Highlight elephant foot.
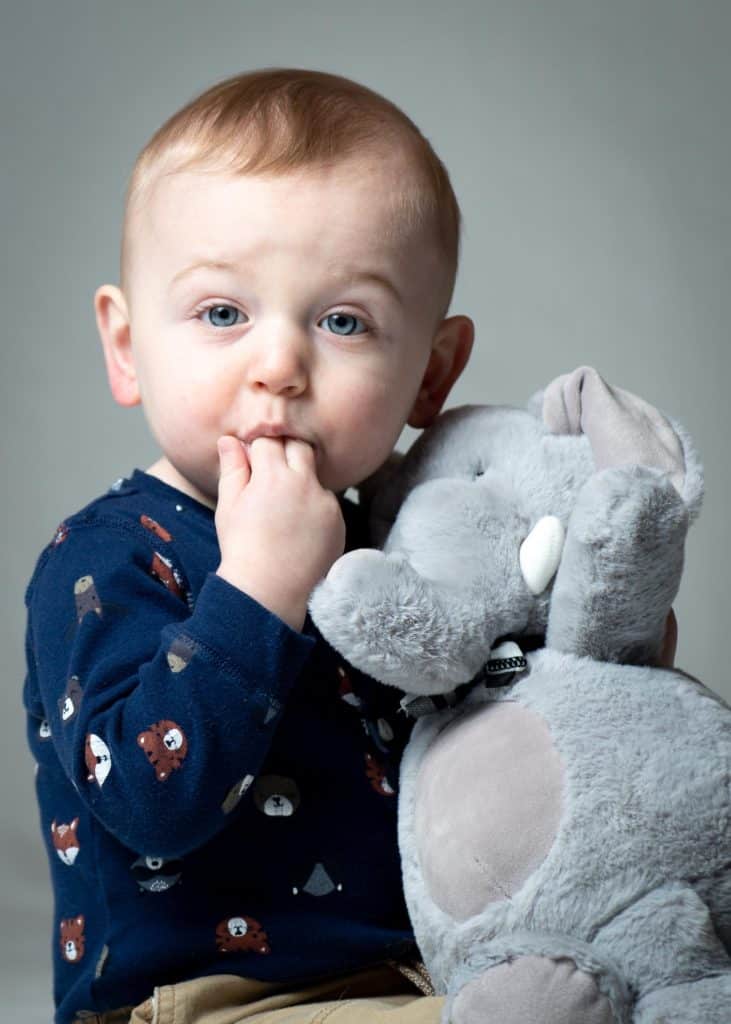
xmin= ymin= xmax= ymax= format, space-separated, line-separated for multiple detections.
xmin=633 ymin=974 xmax=731 ymax=1023
xmin=446 ymin=956 xmax=618 ymax=1024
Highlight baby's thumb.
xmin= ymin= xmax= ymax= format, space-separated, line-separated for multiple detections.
xmin=216 ymin=436 xmax=250 ymax=504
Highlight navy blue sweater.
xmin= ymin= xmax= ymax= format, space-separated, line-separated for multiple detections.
xmin=23 ymin=469 xmax=415 ymax=1024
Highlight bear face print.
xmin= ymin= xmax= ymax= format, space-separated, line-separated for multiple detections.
xmin=215 ymin=916 xmax=270 ymax=954
xmin=58 ymin=676 xmax=83 ymax=723
xmin=59 ymin=915 xmax=85 ymax=963
xmin=253 ymin=775 xmax=301 ymax=817
xmin=137 ymin=720 xmax=188 ymax=781
xmin=85 ymin=734 xmax=112 ymax=787
xmin=51 ymin=818 xmax=80 ymax=866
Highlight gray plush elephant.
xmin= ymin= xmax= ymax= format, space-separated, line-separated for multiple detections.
xmin=308 ymin=367 xmax=731 ymax=1023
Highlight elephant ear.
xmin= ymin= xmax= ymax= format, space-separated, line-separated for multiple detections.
xmin=542 ymin=365 xmax=703 ymax=520
xmin=525 ymin=387 xmax=546 ymax=421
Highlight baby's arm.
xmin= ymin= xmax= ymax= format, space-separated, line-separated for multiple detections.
xmin=27 ymin=439 xmax=346 ymax=859
xmin=26 ymin=516 xmax=316 ymax=859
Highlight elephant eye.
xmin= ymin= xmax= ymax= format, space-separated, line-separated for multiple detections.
xmin=473 ymin=463 xmax=485 ymax=479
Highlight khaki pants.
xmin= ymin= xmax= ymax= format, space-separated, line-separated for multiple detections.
xmin=74 ymin=962 xmax=445 ymax=1024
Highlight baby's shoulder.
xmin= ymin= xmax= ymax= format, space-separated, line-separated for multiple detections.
xmin=26 ymin=473 xmax=195 ymax=604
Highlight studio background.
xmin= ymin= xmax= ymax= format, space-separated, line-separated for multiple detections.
xmin=2 ymin=1 xmax=729 ymax=1019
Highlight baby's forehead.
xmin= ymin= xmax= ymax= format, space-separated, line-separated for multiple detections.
xmin=138 ymin=156 xmax=437 ymax=275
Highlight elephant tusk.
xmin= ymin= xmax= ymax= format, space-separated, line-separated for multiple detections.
xmin=519 ymin=515 xmax=565 ymax=595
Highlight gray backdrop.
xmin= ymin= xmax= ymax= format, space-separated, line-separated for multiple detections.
xmin=2 ymin=1 xmax=729 ymax=1018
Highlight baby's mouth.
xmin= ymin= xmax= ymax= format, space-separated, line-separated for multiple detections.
xmin=243 ymin=436 xmax=315 ymax=453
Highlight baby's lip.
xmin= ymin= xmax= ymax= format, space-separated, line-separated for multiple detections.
xmin=241 ymin=426 xmax=315 ymax=450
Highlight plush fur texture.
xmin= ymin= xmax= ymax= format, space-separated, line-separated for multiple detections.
xmin=309 ymin=371 xmax=731 ymax=1023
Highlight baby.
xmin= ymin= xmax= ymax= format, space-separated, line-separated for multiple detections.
xmin=23 ymin=68 xmax=474 ymax=1024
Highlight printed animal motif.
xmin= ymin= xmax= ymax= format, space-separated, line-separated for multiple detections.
xmin=215 ymin=916 xmax=270 ymax=954
xmin=364 ymin=752 xmax=396 ymax=796
xmin=253 ymin=775 xmax=301 ymax=817
xmin=337 ymin=664 xmax=363 ymax=709
xmin=292 ymin=861 xmax=344 ymax=896
xmin=39 ymin=718 xmax=52 ymax=740
xmin=59 ymin=915 xmax=85 ymax=963
xmin=58 ymin=676 xmax=83 ymax=723
xmin=363 ymin=716 xmax=395 ymax=754
xmin=165 ymin=634 xmax=197 ymax=673
xmin=149 ymin=552 xmax=186 ymax=602
xmin=137 ymin=720 xmax=188 ymax=781
xmin=52 ymin=522 xmax=68 ymax=546
xmin=51 ymin=818 xmax=80 ymax=865
xmin=94 ymin=945 xmax=109 ymax=979
xmin=221 ymin=774 xmax=255 ymax=815
xmin=131 ymin=855 xmax=183 ymax=892
xmin=85 ymin=734 xmax=112 ymax=787
xmin=74 ymin=576 xmax=102 ymax=622
xmin=263 ymin=698 xmax=281 ymax=725
xmin=140 ymin=514 xmax=173 ymax=542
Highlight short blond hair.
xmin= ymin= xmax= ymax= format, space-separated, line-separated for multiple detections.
xmin=121 ymin=68 xmax=462 ymax=320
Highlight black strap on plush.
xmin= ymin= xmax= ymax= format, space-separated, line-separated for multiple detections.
xmin=399 ymin=635 xmax=544 ymax=718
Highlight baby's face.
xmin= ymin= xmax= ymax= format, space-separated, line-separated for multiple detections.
xmin=119 ymin=156 xmax=452 ymax=504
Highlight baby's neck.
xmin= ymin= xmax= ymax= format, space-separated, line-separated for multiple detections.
xmin=145 ymin=457 xmax=216 ymax=510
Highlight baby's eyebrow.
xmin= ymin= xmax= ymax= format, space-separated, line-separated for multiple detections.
xmin=169 ymin=259 xmax=239 ymax=291
xmin=169 ymin=259 xmax=403 ymax=305
xmin=331 ymin=267 xmax=403 ymax=306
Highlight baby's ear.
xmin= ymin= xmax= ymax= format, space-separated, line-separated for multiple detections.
xmin=95 ymin=284 xmax=140 ymax=407
xmin=542 ymin=366 xmax=703 ymax=519
xmin=407 ymin=315 xmax=475 ymax=429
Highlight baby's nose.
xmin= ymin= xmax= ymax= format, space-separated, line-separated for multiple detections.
xmin=246 ymin=328 xmax=309 ymax=396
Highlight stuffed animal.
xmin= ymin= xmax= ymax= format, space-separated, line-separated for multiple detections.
xmin=309 ymin=367 xmax=731 ymax=1023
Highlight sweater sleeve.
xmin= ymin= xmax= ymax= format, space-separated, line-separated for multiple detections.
xmin=24 ymin=515 xmax=316 ymax=858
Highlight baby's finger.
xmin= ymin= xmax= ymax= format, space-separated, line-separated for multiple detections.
xmin=216 ymin=436 xmax=250 ymax=505
xmin=284 ymin=438 xmax=317 ymax=475
xmin=244 ymin=435 xmax=287 ymax=467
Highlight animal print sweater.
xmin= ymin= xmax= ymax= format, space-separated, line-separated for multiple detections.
xmin=23 ymin=469 xmax=415 ymax=1024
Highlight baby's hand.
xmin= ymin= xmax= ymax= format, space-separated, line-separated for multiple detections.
xmin=214 ymin=435 xmax=345 ymax=632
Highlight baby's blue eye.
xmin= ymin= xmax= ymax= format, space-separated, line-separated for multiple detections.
xmin=320 ymin=312 xmax=367 ymax=336
xmin=203 ymin=305 xmax=245 ymax=328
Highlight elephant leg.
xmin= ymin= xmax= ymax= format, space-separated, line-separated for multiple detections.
xmin=547 ymin=465 xmax=688 ymax=664
xmin=446 ymin=955 xmax=619 ymax=1024
xmin=633 ymin=975 xmax=731 ymax=1023
xmin=592 ymin=882 xmax=731 ymax=1022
